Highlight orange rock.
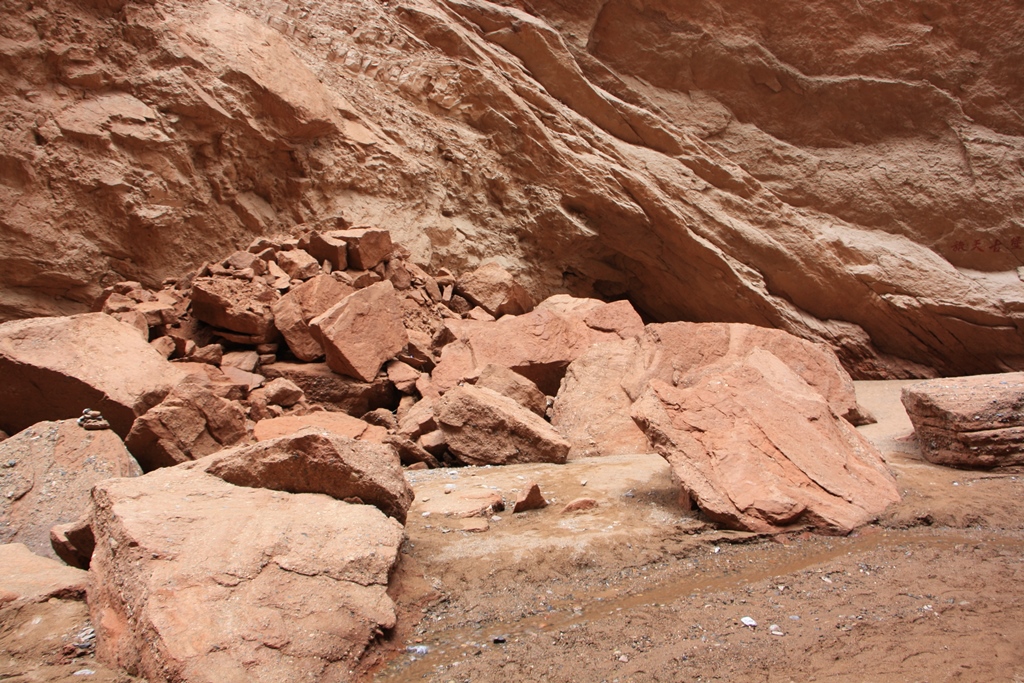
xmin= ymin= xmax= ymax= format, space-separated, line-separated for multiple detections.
xmin=561 ymin=498 xmax=599 ymax=513
xmin=513 ymin=482 xmax=548 ymax=513
xmin=190 ymin=277 xmax=279 ymax=344
xmin=253 ymin=412 xmax=386 ymax=442
xmin=456 ymin=262 xmax=534 ymax=317
xmin=330 ymin=228 xmax=393 ymax=270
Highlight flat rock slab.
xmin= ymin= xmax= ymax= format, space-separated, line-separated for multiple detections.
xmin=0 ymin=543 xmax=88 ymax=605
xmin=0 ymin=313 xmax=185 ymax=437
xmin=631 ymin=350 xmax=900 ymax=534
xmin=901 ymin=372 xmax=1024 ymax=468
xmin=0 ymin=420 xmax=141 ymax=559
xmin=90 ymin=467 xmax=404 ymax=683
xmin=253 ymin=412 xmax=386 ymax=442
xmin=261 ymin=362 xmax=397 ymax=416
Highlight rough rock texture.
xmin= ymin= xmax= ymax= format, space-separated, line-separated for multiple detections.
xmin=631 ymin=350 xmax=900 ymax=534
xmin=0 ymin=420 xmax=140 ymax=560
xmin=456 ymin=262 xmax=534 ymax=318
xmin=89 ymin=467 xmax=404 ymax=683
xmin=253 ymin=412 xmax=386 ymax=443
xmin=190 ymin=277 xmax=279 ymax=344
xmin=0 ymin=543 xmax=88 ymax=605
xmin=271 ymin=275 xmax=354 ymax=361
xmin=435 ymin=385 xmax=569 ymax=465
xmin=262 ymin=362 xmax=397 ymax=416
xmin=124 ymin=378 xmax=247 ymax=472
xmin=310 ymin=281 xmax=408 ymax=382
xmin=0 ymin=313 xmax=184 ymax=437
xmin=187 ymin=430 xmax=413 ymax=523
xmin=331 ymin=228 xmax=393 ymax=271
xmin=512 ymin=482 xmax=548 ymax=513
xmin=475 ymin=363 xmax=548 ymax=416
xmin=5 ymin=0 xmax=1023 ymax=377
xmin=901 ymin=373 xmax=1024 ymax=468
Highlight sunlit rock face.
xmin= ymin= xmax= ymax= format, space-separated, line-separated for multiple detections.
xmin=2 ymin=0 xmax=1022 ymax=377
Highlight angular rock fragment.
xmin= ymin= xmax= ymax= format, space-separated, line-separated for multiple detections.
xmin=262 ymin=377 xmax=304 ymax=407
xmin=630 ymin=350 xmax=899 ymax=534
xmin=330 ymin=228 xmax=392 ymax=270
xmin=475 ymin=363 xmax=548 ymax=416
xmin=513 ymin=482 xmax=548 ymax=513
xmin=275 ymin=248 xmax=321 ymax=281
xmin=50 ymin=513 xmax=95 ymax=569
xmin=253 ymin=412 xmax=386 ymax=442
xmin=271 ymin=274 xmax=354 ymax=361
xmin=89 ymin=467 xmax=404 ymax=683
xmin=306 ymin=231 xmax=349 ymax=271
xmin=0 ymin=543 xmax=89 ymax=604
xmin=187 ymin=430 xmax=413 ymax=523
xmin=901 ymin=372 xmax=1024 ymax=468
xmin=262 ymin=362 xmax=397 ymax=415
xmin=190 ymin=276 xmax=279 ymax=343
xmin=435 ymin=385 xmax=569 ymax=465
xmin=124 ymin=378 xmax=247 ymax=471
xmin=456 ymin=262 xmax=534 ymax=317
xmin=0 ymin=420 xmax=141 ymax=560
xmin=310 ymin=281 xmax=408 ymax=382
xmin=0 ymin=313 xmax=185 ymax=437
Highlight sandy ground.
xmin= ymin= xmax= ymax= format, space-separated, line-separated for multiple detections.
xmin=3 ymin=380 xmax=1023 ymax=682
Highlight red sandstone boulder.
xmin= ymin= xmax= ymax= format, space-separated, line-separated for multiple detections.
xmin=513 ymin=482 xmax=548 ymax=513
xmin=0 ymin=420 xmax=141 ymax=560
xmin=0 ymin=313 xmax=185 ymax=438
xmin=89 ymin=467 xmax=404 ymax=683
xmin=0 ymin=543 xmax=89 ymax=605
xmin=190 ymin=276 xmax=279 ymax=343
xmin=186 ymin=430 xmax=413 ymax=523
xmin=272 ymin=275 xmax=355 ymax=361
xmin=630 ymin=350 xmax=899 ymax=534
xmin=456 ymin=262 xmax=534 ymax=317
xmin=330 ymin=228 xmax=393 ymax=270
xmin=306 ymin=231 xmax=349 ymax=271
xmin=275 ymin=248 xmax=321 ymax=281
xmin=124 ymin=378 xmax=248 ymax=472
xmin=310 ymin=281 xmax=409 ymax=382
xmin=474 ymin=363 xmax=547 ymax=416
xmin=253 ymin=412 xmax=386 ymax=442
xmin=434 ymin=385 xmax=569 ymax=465
xmin=901 ymin=373 xmax=1024 ymax=468
xmin=262 ymin=362 xmax=397 ymax=416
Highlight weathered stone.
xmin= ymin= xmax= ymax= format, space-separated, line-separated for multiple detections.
xmin=221 ymin=350 xmax=259 ymax=372
xmin=418 ymin=489 xmax=505 ymax=518
xmin=307 ymin=231 xmax=349 ymax=271
xmin=263 ymin=377 xmax=304 ymax=407
xmin=386 ymin=359 xmax=420 ymax=394
xmin=190 ymin=277 xmax=279 ymax=343
xmin=360 ymin=408 xmax=399 ymax=431
xmin=187 ymin=430 xmax=413 ymax=523
xmin=50 ymin=514 xmax=95 ymax=570
xmin=397 ymin=398 xmax=437 ymax=441
xmin=262 ymin=362 xmax=398 ymax=416
xmin=630 ymin=350 xmax=900 ymax=534
xmin=552 ymin=339 xmax=651 ymax=459
xmin=381 ymin=433 xmax=440 ymax=469
xmin=901 ymin=372 xmax=1024 ymax=468
xmin=310 ymin=281 xmax=409 ymax=382
xmin=0 ymin=420 xmax=140 ymax=560
xmin=253 ymin=412 xmax=386 ymax=443
xmin=331 ymin=228 xmax=393 ymax=270
xmin=89 ymin=467 xmax=403 ymax=683
xmin=0 ymin=313 xmax=185 ymax=438
xmin=0 ymin=543 xmax=89 ymax=605
xmin=124 ymin=378 xmax=248 ymax=471
xmin=513 ymin=482 xmax=548 ymax=513
xmin=561 ymin=498 xmax=599 ymax=513
xmin=435 ymin=385 xmax=569 ymax=465
xmin=272 ymin=275 xmax=355 ymax=361
xmin=474 ymin=363 xmax=548 ymax=416
xmin=275 ymin=248 xmax=321 ymax=281
xmin=456 ymin=262 xmax=534 ymax=317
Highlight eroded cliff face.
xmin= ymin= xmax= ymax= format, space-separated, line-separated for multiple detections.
xmin=2 ymin=0 xmax=1022 ymax=377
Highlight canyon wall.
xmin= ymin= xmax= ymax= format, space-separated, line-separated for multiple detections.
xmin=1 ymin=0 xmax=1022 ymax=377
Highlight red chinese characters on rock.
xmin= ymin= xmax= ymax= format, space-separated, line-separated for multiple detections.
xmin=950 ymin=236 xmax=1022 ymax=253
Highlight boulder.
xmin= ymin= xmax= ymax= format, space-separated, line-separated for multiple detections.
xmin=630 ymin=350 xmax=900 ymax=534
xmin=0 ymin=543 xmax=89 ymax=605
xmin=306 ymin=231 xmax=349 ymax=271
xmin=262 ymin=362 xmax=398 ymax=416
xmin=0 ymin=420 xmax=141 ymax=560
xmin=431 ymin=295 xmax=644 ymax=395
xmin=186 ymin=430 xmax=413 ymax=523
xmin=89 ymin=467 xmax=404 ymax=682
xmin=253 ymin=412 xmax=386 ymax=442
xmin=474 ymin=364 xmax=547 ymax=416
xmin=275 ymin=248 xmax=321 ymax=281
xmin=0 ymin=313 xmax=185 ymax=438
xmin=330 ymin=228 xmax=392 ymax=270
xmin=386 ymin=360 xmax=420 ymax=394
xmin=271 ymin=275 xmax=355 ymax=361
xmin=190 ymin=277 xmax=279 ymax=343
xmin=434 ymin=385 xmax=569 ymax=465
xmin=50 ymin=514 xmax=95 ymax=569
xmin=124 ymin=378 xmax=248 ymax=471
xmin=455 ymin=262 xmax=534 ymax=317
xmin=551 ymin=339 xmax=651 ymax=459
xmin=310 ymin=281 xmax=408 ymax=382
xmin=221 ymin=350 xmax=259 ymax=372
xmin=263 ymin=378 xmax=304 ymax=407
xmin=901 ymin=372 xmax=1024 ymax=468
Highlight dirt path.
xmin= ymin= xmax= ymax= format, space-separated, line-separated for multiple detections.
xmin=368 ymin=380 xmax=1024 ymax=682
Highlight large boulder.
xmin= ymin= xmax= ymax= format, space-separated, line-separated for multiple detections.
xmin=631 ymin=349 xmax=899 ymax=534
xmin=0 ymin=543 xmax=89 ymax=605
xmin=431 ymin=295 xmax=644 ymax=395
xmin=124 ymin=378 xmax=248 ymax=472
xmin=435 ymin=385 xmax=569 ymax=465
xmin=0 ymin=313 xmax=185 ymax=437
xmin=474 ymin=363 xmax=547 ymax=416
xmin=310 ymin=281 xmax=409 ymax=382
xmin=901 ymin=372 xmax=1024 ymax=468
xmin=262 ymin=362 xmax=397 ymax=416
xmin=190 ymin=276 xmax=279 ymax=344
xmin=187 ymin=430 xmax=413 ymax=523
xmin=89 ymin=467 xmax=404 ymax=683
xmin=271 ymin=275 xmax=354 ymax=361
xmin=329 ymin=228 xmax=393 ymax=271
xmin=455 ymin=262 xmax=534 ymax=317
xmin=0 ymin=420 xmax=140 ymax=560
